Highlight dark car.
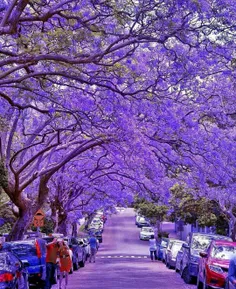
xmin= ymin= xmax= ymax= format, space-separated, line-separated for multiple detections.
xmin=197 ymin=240 xmax=236 ymax=289
xmin=166 ymin=240 xmax=186 ymax=269
xmin=181 ymin=232 xmax=232 ymax=284
xmin=63 ymin=237 xmax=86 ymax=269
xmin=0 ymin=251 xmax=29 ymax=289
xmin=4 ymin=239 xmax=46 ymax=288
xmin=156 ymin=237 xmax=169 ymax=261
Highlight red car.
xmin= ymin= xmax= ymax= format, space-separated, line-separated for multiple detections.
xmin=197 ymin=240 xmax=236 ymax=289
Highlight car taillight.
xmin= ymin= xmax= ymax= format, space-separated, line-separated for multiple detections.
xmin=35 ymin=240 xmax=42 ymax=258
xmin=0 ymin=273 xmax=14 ymax=282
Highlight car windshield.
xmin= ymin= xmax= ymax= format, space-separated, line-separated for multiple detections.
xmin=171 ymin=243 xmax=183 ymax=254
xmin=211 ymin=245 xmax=236 ymax=260
xmin=142 ymin=228 xmax=153 ymax=233
xmin=191 ymin=235 xmax=212 ymax=251
xmin=10 ymin=243 xmax=37 ymax=257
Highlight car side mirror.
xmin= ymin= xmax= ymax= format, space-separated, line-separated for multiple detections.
xmin=182 ymin=243 xmax=190 ymax=249
xmin=199 ymin=252 xmax=208 ymax=258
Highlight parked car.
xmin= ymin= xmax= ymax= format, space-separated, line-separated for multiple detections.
xmin=166 ymin=240 xmax=186 ymax=269
xmin=156 ymin=237 xmax=169 ymax=261
xmin=197 ymin=240 xmax=236 ymax=289
xmin=63 ymin=237 xmax=87 ymax=269
xmin=164 ymin=239 xmax=177 ymax=264
xmin=136 ymin=216 xmax=150 ymax=228
xmin=0 ymin=251 xmax=30 ymax=289
xmin=135 ymin=215 xmax=143 ymax=225
xmin=88 ymin=221 xmax=103 ymax=232
xmin=139 ymin=227 xmax=154 ymax=241
xmin=78 ymin=238 xmax=91 ymax=260
xmin=4 ymin=239 xmax=46 ymax=288
xmin=175 ymin=243 xmax=186 ymax=273
xmin=181 ymin=233 xmax=232 ymax=284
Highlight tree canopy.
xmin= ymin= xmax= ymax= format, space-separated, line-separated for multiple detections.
xmin=0 ymin=0 xmax=235 ymax=239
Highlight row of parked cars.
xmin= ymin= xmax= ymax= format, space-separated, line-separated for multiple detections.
xmin=0 ymin=234 xmax=92 ymax=289
xmin=157 ymin=232 xmax=236 ymax=289
xmin=135 ymin=212 xmax=236 ymax=289
xmin=0 ymin=210 xmax=107 ymax=289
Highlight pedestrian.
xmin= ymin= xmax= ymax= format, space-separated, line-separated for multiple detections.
xmin=228 ymin=254 xmax=236 ymax=287
xmin=58 ymin=240 xmax=72 ymax=289
xmin=45 ymin=238 xmax=60 ymax=289
xmin=89 ymin=234 xmax=98 ymax=263
xmin=149 ymin=235 xmax=158 ymax=261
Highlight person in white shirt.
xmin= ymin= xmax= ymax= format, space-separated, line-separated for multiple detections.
xmin=149 ymin=235 xmax=158 ymax=261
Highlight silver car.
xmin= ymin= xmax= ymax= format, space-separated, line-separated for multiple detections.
xmin=166 ymin=240 xmax=186 ymax=269
xmin=139 ymin=227 xmax=154 ymax=240
xmin=175 ymin=243 xmax=185 ymax=273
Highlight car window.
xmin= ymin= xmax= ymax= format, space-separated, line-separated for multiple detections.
xmin=142 ymin=228 xmax=153 ymax=232
xmin=191 ymin=235 xmax=212 ymax=251
xmin=10 ymin=243 xmax=37 ymax=257
xmin=211 ymin=245 xmax=236 ymax=260
xmin=171 ymin=243 xmax=183 ymax=254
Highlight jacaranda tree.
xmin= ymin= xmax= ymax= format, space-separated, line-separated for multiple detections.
xmin=0 ymin=0 xmax=235 ymax=239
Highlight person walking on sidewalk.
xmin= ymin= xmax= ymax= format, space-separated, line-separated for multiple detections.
xmin=149 ymin=235 xmax=158 ymax=261
xmin=45 ymin=238 xmax=60 ymax=289
xmin=58 ymin=240 xmax=72 ymax=289
xmin=89 ymin=234 xmax=98 ymax=263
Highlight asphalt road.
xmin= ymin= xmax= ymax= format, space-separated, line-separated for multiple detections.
xmin=55 ymin=208 xmax=195 ymax=289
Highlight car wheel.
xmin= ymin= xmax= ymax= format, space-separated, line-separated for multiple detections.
xmin=203 ymin=274 xmax=209 ymax=289
xmin=175 ymin=266 xmax=179 ymax=273
xmin=180 ymin=262 xmax=183 ymax=277
xmin=69 ymin=265 xmax=74 ymax=274
xmin=197 ymin=274 xmax=203 ymax=289
xmin=73 ymin=261 xmax=79 ymax=271
xmin=182 ymin=267 xmax=193 ymax=284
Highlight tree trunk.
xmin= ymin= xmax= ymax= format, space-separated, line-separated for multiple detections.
xmin=230 ymin=217 xmax=236 ymax=241
xmin=50 ymin=204 xmax=58 ymax=233
xmin=72 ymin=221 xmax=78 ymax=237
xmin=7 ymin=203 xmax=34 ymax=241
xmin=58 ymin=215 xmax=68 ymax=236
xmin=156 ymin=220 xmax=161 ymax=235
xmin=7 ymin=175 xmax=51 ymax=241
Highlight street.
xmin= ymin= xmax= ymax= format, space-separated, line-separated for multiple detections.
xmin=60 ymin=208 xmax=195 ymax=289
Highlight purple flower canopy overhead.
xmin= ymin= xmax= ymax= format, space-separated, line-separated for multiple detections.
xmin=0 ymin=0 xmax=235 ymax=239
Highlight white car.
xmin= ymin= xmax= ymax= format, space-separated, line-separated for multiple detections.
xmin=139 ymin=227 xmax=154 ymax=240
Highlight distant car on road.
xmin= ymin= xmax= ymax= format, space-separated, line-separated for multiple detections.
xmin=197 ymin=240 xmax=236 ymax=289
xmin=0 ymin=251 xmax=30 ymax=289
xmin=181 ymin=232 xmax=232 ymax=284
xmin=166 ymin=240 xmax=186 ymax=269
xmin=139 ymin=227 xmax=154 ymax=240
xmin=136 ymin=216 xmax=150 ymax=228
